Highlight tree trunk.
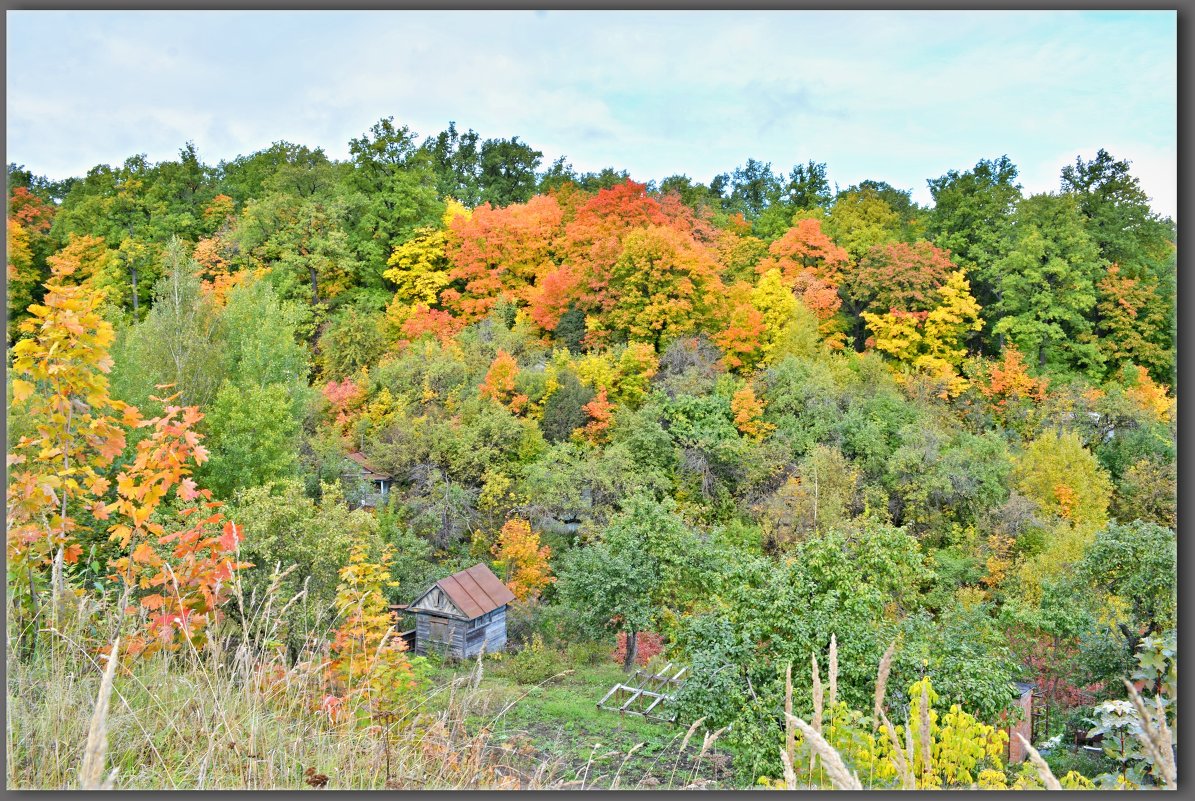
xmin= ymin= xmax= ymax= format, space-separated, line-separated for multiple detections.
xmin=310 ymin=266 xmax=320 ymax=306
xmin=623 ymin=629 xmax=638 ymax=672
xmin=131 ymin=266 xmax=139 ymax=314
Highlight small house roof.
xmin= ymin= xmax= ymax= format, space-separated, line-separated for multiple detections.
xmin=346 ymin=451 xmax=391 ymax=480
xmin=414 ymin=563 xmax=515 ymax=620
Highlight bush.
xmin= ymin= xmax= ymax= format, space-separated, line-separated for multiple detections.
xmin=564 ymin=640 xmax=611 ymax=667
xmin=1043 ymin=745 xmax=1113 ymax=782
xmin=499 ymin=634 xmax=564 ymax=685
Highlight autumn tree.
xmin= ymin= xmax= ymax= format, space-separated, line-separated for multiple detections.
xmin=383 ymin=198 xmax=470 ymax=307
xmin=1095 ymin=264 xmax=1171 ymax=381
xmin=491 ymin=517 xmax=554 ymax=602
xmin=845 ymin=240 xmax=957 ymax=346
xmin=329 ymin=539 xmax=422 ymax=722
xmin=7 ymin=262 xmax=133 ymax=630
xmin=595 ymin=224 xmax=722 ymax=347
xmin=863 ymin=270 xmax=983 ymax=396
xmin=440 ymin=194 xmax=563 ymax=321
xmin=1013 ymin=429 xmax=1112 ymax=533
xmin=105 ymin=402 xmax=251 ymax=658
xmin=479 ymin=349 xmax=527 ymax=413
xmin=756 ymin=217 xmax=849 ymax=347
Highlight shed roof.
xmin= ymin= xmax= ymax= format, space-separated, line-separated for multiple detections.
xmin=425 ymin=563 xmax=515 ymax=620
xmin=346 ymin=451 xmax=391 ymax=480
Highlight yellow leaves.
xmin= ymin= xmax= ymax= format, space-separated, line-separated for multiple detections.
xmin=731 ymin=384 xmax=774 ymax=442
xmin=864 ymin=270 xmax=982 ymax=398
xmin=492 ymin=517 xmax=555 ymax=602
xmin=11 ymin=379 xmax=34 ymax=405
xmin=1122 ymin=365 xmax=1173 ymax=423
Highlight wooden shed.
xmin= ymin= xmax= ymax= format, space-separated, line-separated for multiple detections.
xmin=407 ymin=564 xmax=515 ymax=659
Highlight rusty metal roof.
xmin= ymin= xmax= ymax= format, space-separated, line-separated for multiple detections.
xmin=434 ymin=563 xmax=515 ymax=619
xmin=346 ymin=451 xmax=391 ymax=480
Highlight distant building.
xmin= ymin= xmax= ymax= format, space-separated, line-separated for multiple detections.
xmin=343 ymin=451 xmax=390 ymax=510
xmin=405 ymin=564 xmax=515 ymax=659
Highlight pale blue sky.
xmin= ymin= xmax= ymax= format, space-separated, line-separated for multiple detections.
xmin=6 ymin=10 xmax=1177 ymax=216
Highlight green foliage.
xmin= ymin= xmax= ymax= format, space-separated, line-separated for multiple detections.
xmin=992 ymin=193 xmax=1103 ymax=375
xmin=232 ymin=480 xmax=384 ymax=649
xmin=199 ymin=381 xmax=301 ymax=499
xmin=318 ymin=303 xmax=387 ymax=380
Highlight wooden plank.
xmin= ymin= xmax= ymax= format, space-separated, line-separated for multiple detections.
xmin=643 ymin=694 xmax=667 ymax=714
xmin=619 ymin=687 xmax=646 ymax=712
xmin=597 ymin=684 xmax=626 ymax=708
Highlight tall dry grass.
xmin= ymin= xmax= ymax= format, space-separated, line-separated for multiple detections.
xmin=6 ymin=563 xmax=729 ymax=790
xmin=6 ymin=565 xmax=538 ymax=790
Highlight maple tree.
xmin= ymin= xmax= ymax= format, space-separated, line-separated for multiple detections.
xmin=756 ymin=217 xmax=850 ymax=347
xmin=846 ymin=240 xmax=956 ymax=316
xmin=7 ymin=220 xmax=40 ymax=340
xmin=579 ymin=387 xmax=614 ymax=444
xmin=7 ymin=260 xmax=134 ymax=630
xmin=491 ymin=517 xmax=554 ymax=602
xmin=440 ymin=194 xmax=562 ymax=320
xmin=862 ymin=270 xmax=983 ymax=396
xmin=730 ymin=384 xmax=774 ymax=441
xmin=713 ymin=281 xmax=767 ymax=371
xmin=479 ymin=349 xmax=528 ymax=413
xmin=105 ymin=401 xmax=251 ymax=658
xmin=596 ymin=224 xmax=723 ymax=348
xmin=383 ymin=197 xmax=470 ymax=307
xmin=1095 ymin=264 xmax=1171 ymax=381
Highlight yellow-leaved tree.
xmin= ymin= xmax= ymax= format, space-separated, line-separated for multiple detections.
xmin=7 ymin=257 xmax=136 ymax=637
xmin=383 ymin=198 xmax=470 ymax=308
xmin=862 ymin=270 xmax=982 ymax=397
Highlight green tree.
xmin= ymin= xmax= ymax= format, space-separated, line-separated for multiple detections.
xmin=1077 ymin=520 xmax=1175 ymax=663
xmin=232 ymin=480 xmax=385 ymax=653
xmin=110 ymin=237 xmax=224 ymax=410
xmin=991 ymin=193 xmax=1102 ymax=373
xmin=318 ymin=304 xmax=386 ymax=381
xmin=926 ymin=156 xmax=1021 ymax=347
xmin=346 ymin=117 xmax=443 ymax=275
xmin=824 ymin=185 xmax=904 ymax=261
xmin=199 ymin=381 xmax=301 ymax=499
xmin=556 ymin=495 xmax=705 ymax=669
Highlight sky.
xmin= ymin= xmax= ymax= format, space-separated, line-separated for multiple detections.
xmin=6 ymin=10 xmax=1178 ymax=217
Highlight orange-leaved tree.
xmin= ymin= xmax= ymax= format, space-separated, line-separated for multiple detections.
xmin=492 ymin=517 xmax=554 ymax=602
xmin=104 ymin=400 xmax=252 ymax=658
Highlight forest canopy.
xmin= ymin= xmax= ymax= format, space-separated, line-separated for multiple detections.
xmin=6 ymin=119 xmax=1176 ymax=789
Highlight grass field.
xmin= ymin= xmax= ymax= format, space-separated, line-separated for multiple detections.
xmin=418 ymin=654 xmax=736 ymax=789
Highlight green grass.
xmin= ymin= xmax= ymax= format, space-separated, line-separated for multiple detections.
xmin=420 ymin=657 xmax=735 ymax=788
